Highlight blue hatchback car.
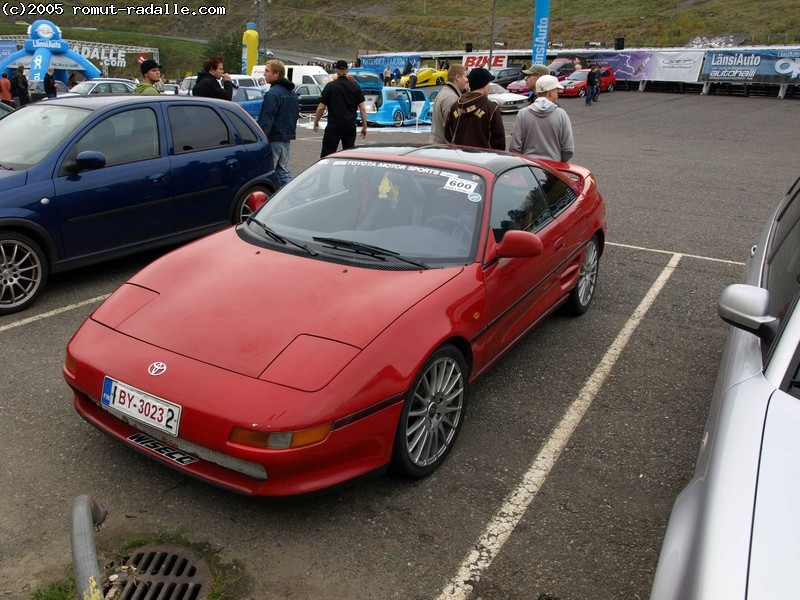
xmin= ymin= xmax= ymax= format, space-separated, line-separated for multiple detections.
xmin=0 ymin=95 xmax=279 ymax=314
xmin=232 ymin=86 xmax=267 ymax=120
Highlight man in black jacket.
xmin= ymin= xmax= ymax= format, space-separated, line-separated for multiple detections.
xmin=12 ymin=66 xmax=29 ymax=106
xmin=192 ymin=56 xmax=233 ymax=100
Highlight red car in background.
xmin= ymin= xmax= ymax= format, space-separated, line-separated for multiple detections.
xmin=506 ymin=78 xmax=530 ymax=95
xmin=66 ymin=145 xmax=606 ymax=497
xmin=559 ymin=67 xmax=617 ymax=98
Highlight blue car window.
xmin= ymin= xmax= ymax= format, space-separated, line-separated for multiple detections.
xmin=72 ymin=108 xmax=159 ymax=166
xmin=168 ymin=105 xmax=230 ymax=153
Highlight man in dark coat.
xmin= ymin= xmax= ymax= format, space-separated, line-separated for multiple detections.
xmin=192 ymin=56 xmax=233 ymax=100
xmin=12 ymin=65 xmax=29 ymax=106
xmin=444 ymin=67 xmax=505 ymax=150
xmin=257 ymin=59 xmax=300 ymax=185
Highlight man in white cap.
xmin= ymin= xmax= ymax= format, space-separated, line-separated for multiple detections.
xmin=508 ymin=74 xmax=574 ymax=162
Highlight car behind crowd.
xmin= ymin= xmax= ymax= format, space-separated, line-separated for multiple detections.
xmin=651 ymin=175 xmax=800 ymax=599
xmin=0 ymin=95 xmax=279 ymax=314
xmin=28 ymin=79 xmax=69 ymax=101
xmin=64 ymin=145 xmax=606 ymax=497
xmin=232 ymin=86 xmax=266 ymax=119
xmin=489 ymin=66 xmax=526 ymax=88
xmin=60 ymin=77 xmax=136 ymax=97
xmin=399 ymin=67 xmax=447 ymax=88
xmin=558 ymin=67 xmax=617 ymax=98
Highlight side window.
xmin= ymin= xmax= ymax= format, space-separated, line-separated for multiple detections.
xmin=490 ymin=167 xmax=551 ymax=241
xmin=68 ymin=108 xmax=159 ymax=168
xmin=169 ymin=105 xmax=230 ymax=152
xmin=222 ymin=109 xmax=259 ymax=144
xmin=110 ymin=83 xmax=130 ymax=93
xmin=296 ymin=86 xmax=308 ymax=95
xmin=91 ymin=83 xmax=109 ymax=94
xmin=302 ymin=75 xmax=313 ymax=83
xmin=531 ymin=166 xmax=577 ymax=216
xmin=766 ymin=214 xmax=800 ymax=319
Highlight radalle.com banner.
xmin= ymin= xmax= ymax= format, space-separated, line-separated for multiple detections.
xmin=701 ymin=49 xmax=800 ymax=83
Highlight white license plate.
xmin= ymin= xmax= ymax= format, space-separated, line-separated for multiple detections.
xmin=102 ymin=377 xmax=182 ymax=436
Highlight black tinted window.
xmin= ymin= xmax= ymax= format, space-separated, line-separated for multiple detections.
xmin=222 ymin=109 xmax=258 ymax=144
xmin=531 ymin=166 xmax=577 ymax=215
xmin=168 ymin=105 xmax=230 ymax=153
xmin=69 ymin=108 xmax=159 ymax=167
xmin=490 ymin=167 xmax=551 ymax=240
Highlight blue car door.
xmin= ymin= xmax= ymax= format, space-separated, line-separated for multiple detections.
xmin=53 ymin=106 xmax=173 ymax=258
xmin=167 ymin=103 xmax=254 ymax=230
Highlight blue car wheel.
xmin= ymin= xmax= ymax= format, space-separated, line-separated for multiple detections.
xmin=393 ymin=111 xmax=404 ymax=127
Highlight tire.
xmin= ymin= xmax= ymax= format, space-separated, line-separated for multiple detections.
xmin=0 ymin=231 xmax=48 ymax=315
xmin=565 ymin=236 xmax=599 ymax=315
xmin=435 ymin=77 xmax=445 ymax=85
xmin=391 ymin=345 xmax=468 ymax=478
xmin=392 ymin=110 xmax=404 ymax=127
xmin=232 ymin=184 xmax=272 ymax=223
xmin=606 ymin=82 xmax=614 ymax=92
xmin=578 ymin=87 xmax=586 ymax=98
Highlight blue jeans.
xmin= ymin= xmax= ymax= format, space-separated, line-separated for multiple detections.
xmin=272 ymin=141 xmax=292 ymax=185
xmin=585 ymin=85 xmax=595 ymax=105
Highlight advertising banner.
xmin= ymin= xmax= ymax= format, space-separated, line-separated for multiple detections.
xmin=700 ymin=49 xmax=800 ymax=83
xmin=0 ymin=40 xmax=17 ymax=61
xmin=532 ymin=0 xmax=550 ymax=66
xmin=581 ymin=50 xmax=704 ymax=82
xmin=360 ymin=54 xmax=420 ymax=75
xmin=461 ymin=54 xmax=508 ymax=69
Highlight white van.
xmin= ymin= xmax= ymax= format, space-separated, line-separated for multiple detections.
xmin=252 ymin=64 xmax=330 ymax=87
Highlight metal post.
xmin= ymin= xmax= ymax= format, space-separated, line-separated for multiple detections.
xmin=71 ymin=495 xmax=108 ymax=600
xmin=488 ymin=0 xmax=497 ymax=68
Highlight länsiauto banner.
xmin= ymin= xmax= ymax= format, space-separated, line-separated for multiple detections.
xmin=585 ymin=50 xmax=705 ymax=82
xmin=700 ymin=49 xmax=800 ymax=83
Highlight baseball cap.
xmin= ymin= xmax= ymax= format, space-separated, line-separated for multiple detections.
xmin=334 ymin=60 xmax=349 ymax=70
xmin=535 ymin=74 xmax=565 ymax=93
xmin=522 ymin=64 xmax=549 ymax=76
xmin=140 ymin=59 xmax=161 ymax=75
xmin=467 ymin=67 xmax=494 ymax=90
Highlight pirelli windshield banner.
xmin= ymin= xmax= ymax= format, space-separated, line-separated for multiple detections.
xmin=700 ymin=49 xmax=800 ymax=83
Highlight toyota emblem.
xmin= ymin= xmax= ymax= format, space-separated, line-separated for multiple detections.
xmin=148 ymin=362 xmax=167 ymax=376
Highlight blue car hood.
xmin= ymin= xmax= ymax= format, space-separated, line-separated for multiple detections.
xmin=0 ymin=169 xmax=28 ymax=191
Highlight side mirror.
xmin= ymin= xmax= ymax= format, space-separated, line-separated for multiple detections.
xmin=494 ymin=230 xmax=544 ymax=258
xmin=64 ymin=151 xmax=106 ymax=174
xmin=246 ymin=191 xmax=269 ymax=213
xmin=718 ymin=284 xmax=778 ymax=343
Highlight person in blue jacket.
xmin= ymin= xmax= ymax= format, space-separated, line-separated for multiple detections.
xmin=257 ymin=59 xmax=300 ymax=185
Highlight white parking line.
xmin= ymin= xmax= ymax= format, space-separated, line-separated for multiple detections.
xmin=0 ymin=294 xmax=108 ymax=334
xmin=608 ymin=241 xmax=745 ymax=265
xmin=437 ymin=253 xmax=683 ymax=600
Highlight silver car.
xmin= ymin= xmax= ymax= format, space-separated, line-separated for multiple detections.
xmin=651 ymin=175 xmax=800 ymax=599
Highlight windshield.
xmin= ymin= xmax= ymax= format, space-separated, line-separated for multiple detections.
xmin=0 ymin=105 xmax=92 ymax=168
xmin=249 ymin=158 xmax=485 ymax=265
xmin=567 ymin=71 xmax=588 ymax=81
xmin=312 ymin=73 xmax=332 ymax=86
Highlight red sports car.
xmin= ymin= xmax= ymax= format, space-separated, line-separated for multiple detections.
xmin=559 ymin=67 xmax=617 ymax=98
xmin=65 ymin=146 xmax=606 ymax=497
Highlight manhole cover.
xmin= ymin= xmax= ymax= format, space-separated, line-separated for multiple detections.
xmin=105 ymin=543 xmax=212 ymax=600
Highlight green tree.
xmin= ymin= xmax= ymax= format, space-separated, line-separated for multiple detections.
xmin=205 ymin=31 xmax=243 ymax=75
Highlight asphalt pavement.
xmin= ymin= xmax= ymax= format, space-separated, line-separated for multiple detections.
xmin=1 ymin=89 xmax=797 ymax=599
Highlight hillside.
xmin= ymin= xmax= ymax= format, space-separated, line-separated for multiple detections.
xmin=2 ymin=0 xmax=797 ymax=78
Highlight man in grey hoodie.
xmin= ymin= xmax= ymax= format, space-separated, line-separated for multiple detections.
xmin=508 ymin=75 xmax=574 ymax=163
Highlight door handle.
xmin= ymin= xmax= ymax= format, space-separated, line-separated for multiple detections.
xmin=226 ymin=159 xmax=240 ymax=170
xmin=148 ymin=173 xmax=165 ymax=184
xmin=555 ymin=237 xmax=566 ymax=251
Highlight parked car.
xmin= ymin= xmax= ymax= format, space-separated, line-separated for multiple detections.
xmin=60 ymin=78 xmax=135 ymax=97
xmin=558 ymin=67 xmax=616 ymax=98
xmin=65 ymin=144 xmax=606 ymax=497
xmin=487 ymin=83 xmax=529 ymax=112
xmin=0 ymin=95 xmax=279 ymax=314
xmin=650 ymin=175 xmax=800 ymax=600
xmin=28 ymin=79 xmax=69 ymax=101
xmin=295 ymin=83 xmax=324 ymax=116
xmin=399 ymin=66 xmax=447 ymax=88
xmin=547 ymin=58 xmax=577 ymax=80
xmin=178 ymin=74 xmax=265 ymax=96
xmin=232 ymin=86 xmax=266 ymax=119
xmin=360 ymin=86 xmax=431 ymax=127
xmin=489 ymin=66 xmax=526 ymax=88
xmin=507 ymin=78 xmax=530 ymax=95
xmin=162 ymin=83 xmax=180 ymax=95
xmin=349 ymin=68 xmax=383 ymax=94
